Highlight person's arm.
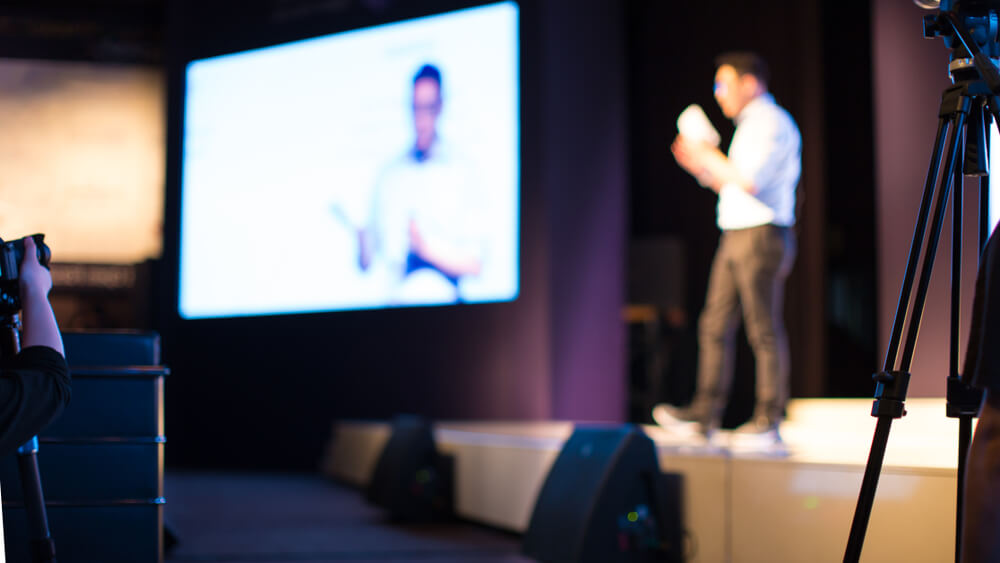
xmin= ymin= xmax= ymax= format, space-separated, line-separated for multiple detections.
xmin=0 ymin=347 xmax=70 ymax=455
xmin=19 ymin=237 xmax=63 ymax=355
xmin=962 ymin=229 xmax=1000 ymax=561
xmin=962 ymin=390 xmax=1000 ymax=562
xmin=671 ymin=135 xmax=756 ymax=195
xmin=357 ymin=228 xmax=374 ymax=271
xmin=408 ymin=219 xmax=482 ymax=278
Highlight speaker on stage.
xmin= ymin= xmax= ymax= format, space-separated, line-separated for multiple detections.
xmin=365 ymin=415 xmax=453 ymax=521
xmin=522 ymin=425 xmax=684 ymax=563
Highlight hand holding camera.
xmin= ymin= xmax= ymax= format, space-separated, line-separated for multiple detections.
xmin=0 ymin=234 xmax=51 ymax=314
xmin=0 ymin=234 xmax=64 ymax=355
xmin=18 ymin=236 xmax=52 ymax=302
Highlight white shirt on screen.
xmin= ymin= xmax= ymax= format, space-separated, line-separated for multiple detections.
xmin=368 ymin=139 xmax=486 ymax=303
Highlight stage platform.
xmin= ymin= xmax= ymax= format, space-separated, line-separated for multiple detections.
xmin=323 ymin=398 xmax=968 ymax=563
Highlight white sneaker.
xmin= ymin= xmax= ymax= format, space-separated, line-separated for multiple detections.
xmin=728 ymin=418 xmax=787 ymax=455
xmin=651 ymin=404 xmax=709 ymax=439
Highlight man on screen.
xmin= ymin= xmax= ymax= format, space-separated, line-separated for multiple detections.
xmin=359 ymin=63 xmax=485 ymax=305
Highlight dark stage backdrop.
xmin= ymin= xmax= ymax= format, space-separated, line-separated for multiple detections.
xmin=159 ymin=0 xmax=627 ymax=470
xmin=15 ymin=0 xmax=886 ymax=470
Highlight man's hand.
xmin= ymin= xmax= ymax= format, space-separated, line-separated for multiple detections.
xmin=18 ymin=237 xmax=51 ymax=300
xmin=671 ymin=134 xmax=711 ymax=177
xmin=18 ymin=237 xmax=62 ymax=355
xmin=671 ymin=134 xmax=756 ymax=194
xmin=407 ymin=218 xmax=481 ymax=278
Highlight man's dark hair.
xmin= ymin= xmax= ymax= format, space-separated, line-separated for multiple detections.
xmin=714 ymin=51 xmax=769 ymax=88
xmin=413 ymin=63 xmax=442 ymax=87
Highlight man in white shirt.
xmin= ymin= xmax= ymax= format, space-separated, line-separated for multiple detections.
xmin=359 ymin=64 xmax=485 ymax=305
xmin=655 ymin=52 xmax=801 ymax=446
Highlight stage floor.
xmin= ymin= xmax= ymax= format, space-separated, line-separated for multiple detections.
xmin=164 ymin=471 xmax=530 ymax=563
xmin=324 ymin=398 xmax=968 ymax=562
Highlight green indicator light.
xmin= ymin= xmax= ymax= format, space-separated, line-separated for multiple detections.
xmin=628 ymin=512 xmax=639 ymax=522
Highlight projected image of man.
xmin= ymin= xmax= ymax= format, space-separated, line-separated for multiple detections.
xmin=360 ymin=64 xmax=484 ymax=304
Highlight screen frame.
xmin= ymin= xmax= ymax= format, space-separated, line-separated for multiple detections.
xmin=164 ymin=0 xmax=523 ymax=323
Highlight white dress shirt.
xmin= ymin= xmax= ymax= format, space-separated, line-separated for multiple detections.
xmin=716 ymin=93 xmax=801 ymax=230
xmin=368 ymin=140 xmax=486 ymax=303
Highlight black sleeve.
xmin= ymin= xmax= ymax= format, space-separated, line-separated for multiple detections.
xmin=965 ymin=228 xmax=1000 ymax=393
xmin=0 ymin=346 xmax=71 ymax=456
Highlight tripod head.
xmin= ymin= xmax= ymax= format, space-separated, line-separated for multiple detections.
xmin=922 ymin=1 xmax=1000 ymax=89
xmin=918 ymin=2 xmax=1000 ymax=180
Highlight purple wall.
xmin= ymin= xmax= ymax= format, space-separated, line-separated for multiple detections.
xmin=873 ymin=0 xmax=982 ymax=396
xmin=541 ymin=0 xmax=627 ymax=421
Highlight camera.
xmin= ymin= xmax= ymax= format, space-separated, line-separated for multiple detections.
xmin=0 ymin=234 xmax=50 ymax=314
xmin=923 ymin=1 xmax=1000 ymax=49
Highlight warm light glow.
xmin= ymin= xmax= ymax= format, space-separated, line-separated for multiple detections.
xmin=0 ymin=59 xmax=165 ymax=263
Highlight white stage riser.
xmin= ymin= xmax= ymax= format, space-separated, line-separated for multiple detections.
xmin=322 ymin=399 xmax=962 ymax=563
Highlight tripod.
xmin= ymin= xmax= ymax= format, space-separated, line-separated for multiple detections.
xmin=844 ymin=10 xmax=1000 ymax=562
xmin=0 ymin=314 xmax=56 ymax=563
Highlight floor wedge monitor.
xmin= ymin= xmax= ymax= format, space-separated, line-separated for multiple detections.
xmin=522 ymin=424 xmax=684 ymax=563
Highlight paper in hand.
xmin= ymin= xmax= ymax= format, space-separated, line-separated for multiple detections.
xmin=677 ymin=104 xmax=721 ymax=147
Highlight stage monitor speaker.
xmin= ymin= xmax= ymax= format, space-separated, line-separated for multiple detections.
xmin=364 ymin=415 xmax=453 ymax=521
xmin=522 ymin=425 xmax=684 ymax=563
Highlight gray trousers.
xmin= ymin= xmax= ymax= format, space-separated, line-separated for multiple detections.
xmin=689 ymin=224 xmax=796 ymax=427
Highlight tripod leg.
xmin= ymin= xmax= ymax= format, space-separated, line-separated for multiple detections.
xmin=958 ymin=415 xmax=975 ymax=561
xmin=17 ymin=438 xmax=55 ymax=563
xmin=952 ymin=157 xmax=966 ymax=563
xmin=846 ymin=92 xmax=971 ymax=561
xmin=883 ymin=116 xmax=951 ymax=371
xmin=899 ymin=103 xmax=969 ymax=370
